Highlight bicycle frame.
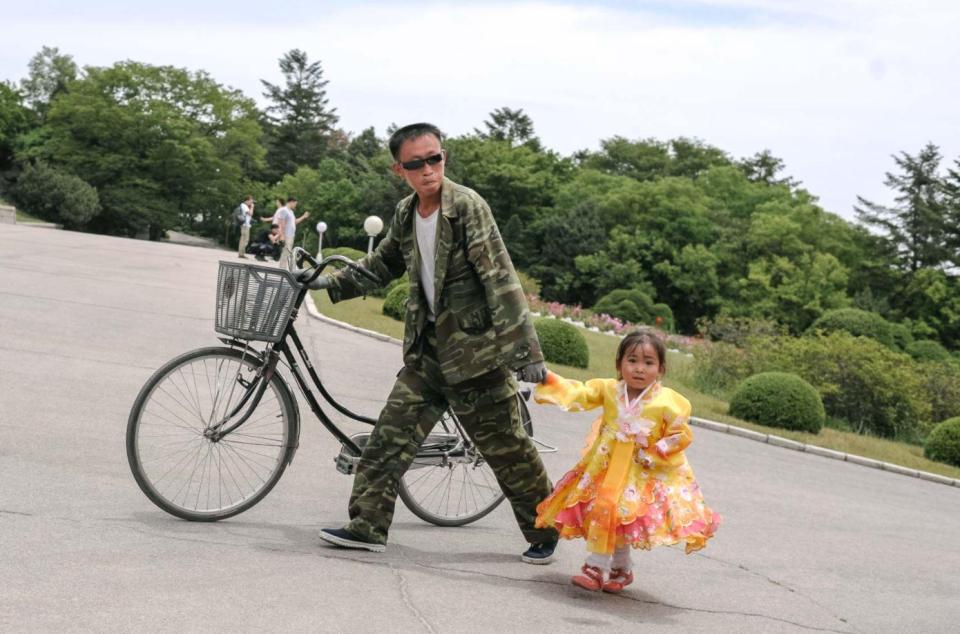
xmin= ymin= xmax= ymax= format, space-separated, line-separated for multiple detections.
xmin=208 ymin=250 xmax=553 ymax=465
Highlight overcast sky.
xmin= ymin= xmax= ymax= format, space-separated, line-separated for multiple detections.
xmin=2 ymin=0 xmax=957 ymax=221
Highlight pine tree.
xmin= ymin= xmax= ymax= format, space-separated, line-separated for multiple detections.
xmin=855 ymin=143 xmax=949 ymax=272
xmin=475 ymin=107 xmax=539 ymax=149
xmin=260 ymin=49 xmax=338 ymax=181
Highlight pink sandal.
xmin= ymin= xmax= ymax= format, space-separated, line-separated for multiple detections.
xmin=602 ymin=567 xmax=634 ymax=594
xmin=571 ymin=564 xmax=605 ymax=591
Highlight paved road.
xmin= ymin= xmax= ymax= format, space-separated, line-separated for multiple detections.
xmin=2 ymin=224 xmax=959 ymax=633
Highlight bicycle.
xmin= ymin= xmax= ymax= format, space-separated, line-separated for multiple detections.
xmin=126 ymin=248 xmax=554 ymax=527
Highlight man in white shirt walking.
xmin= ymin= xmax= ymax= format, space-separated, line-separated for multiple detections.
xmin=274 ymin=197 xmax=309 ymax=269
xmin=236 ymin=195 xmax=254 ymax=258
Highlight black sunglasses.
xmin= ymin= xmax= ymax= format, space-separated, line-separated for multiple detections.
xmin=399 ymin=152 xmax=444 ymax=171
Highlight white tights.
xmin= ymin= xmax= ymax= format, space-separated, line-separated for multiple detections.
xmin=585 ymin=545 xmax=633 ymax=572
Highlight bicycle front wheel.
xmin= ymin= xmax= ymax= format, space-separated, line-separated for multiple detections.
xmin=126 ymin=346 xmax=298 ymax=521
xmin=398 ymin=394 xmax=534 ymax=527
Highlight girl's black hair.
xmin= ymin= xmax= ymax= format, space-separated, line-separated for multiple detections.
xmin=615 ymin=329 xmax=667 ymax=378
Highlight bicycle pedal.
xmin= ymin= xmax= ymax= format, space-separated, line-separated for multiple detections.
xmin=334 ymin=453 xmax=358 ymax=475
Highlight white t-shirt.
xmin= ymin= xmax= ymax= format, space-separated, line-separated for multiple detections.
xmin=274 ymin=207 xmax=296 ymax=242
xmin=415 ymin=209 xmax=439 ymax=320
xmin=240 ymin=202 xmax=252 ymax=227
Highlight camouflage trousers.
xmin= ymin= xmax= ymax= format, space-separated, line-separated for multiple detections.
xmin=345 ymin=326 xmax=557 ymax=546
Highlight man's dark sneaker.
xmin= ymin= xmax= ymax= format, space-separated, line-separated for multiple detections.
xmin=521 ymin=538 xmax=558 ymax=564
xmin=318 ymin=527 xmax=386 ymax=553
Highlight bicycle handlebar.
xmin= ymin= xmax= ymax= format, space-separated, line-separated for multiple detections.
xmin=292 ymin=247 xmax=381 ymax=289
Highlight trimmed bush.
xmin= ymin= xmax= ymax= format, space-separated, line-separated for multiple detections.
xmin=732 ymin=333 xmax=929 ymax=439
xmin=593 ymin=288 xmax=655 ymax=324
xmin=382 ymin=282 xmax=409 ymax=321
xmin=807 ymin=308 xmax=898 ymax=350
xmin=906 ymin=339 xmax=951 ymax=362
xmin=14 ymin=161 xmax=100 ymax=227
xmin=534 ymin=318 xmax=589 ymax=369
xmin=729 ymin=372 xmax=825 ymax=434
xmin=924 ymin=417 xmax=960 ymax=467
xmin=322 ymin=246 xmax=365 ymax=263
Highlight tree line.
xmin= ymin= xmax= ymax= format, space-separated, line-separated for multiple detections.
xmin=2 ymin=46 xmax=959 ymax=351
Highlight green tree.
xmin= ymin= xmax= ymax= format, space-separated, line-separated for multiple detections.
xmin=0 ymin=82 xmax=32 ymax=175
xmin=42 ymin=61 xmax=264 ymax=238
xmin=445 ymin=135 xmax=569 ymax=231
xmin=580 ymin=136 xmax=670 ymax=181
xmin=347 ymin=126 xmax=382 ymax=160
xmin=474 ymin=107 xmax=539 ymax=149
xmin=738 ymin=149 xmax=800 ymax=188
xmin=527 ymin=203 xmax=610 ymax=303
xmin=273 ymin=159 xmax=363 ymax=250
xmin=20 ymin=46 xmax=78 ymax=116
xmin=260 ymin=49 xmax=338 ymax=181
xmin=855 ymin=143 xmax=949 ymax=272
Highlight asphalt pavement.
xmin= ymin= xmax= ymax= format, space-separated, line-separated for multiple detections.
xmin=1 ymin=224 xmax=959 ymax=633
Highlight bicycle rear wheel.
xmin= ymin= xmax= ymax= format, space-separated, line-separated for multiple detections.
xmin=397 ymin=394 xmax=534 ymax=527
xmin=126 ymin=346 xmax=298 ymax=521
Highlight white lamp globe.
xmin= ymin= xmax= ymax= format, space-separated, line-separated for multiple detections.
xmin=364 ymin=215 xmax=384 ymax=237
xmin=316 ymin=221 xmax=327 ymax=233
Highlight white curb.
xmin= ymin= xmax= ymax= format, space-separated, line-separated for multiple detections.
xmin=690 ymin=416 xmax=959 ymax=488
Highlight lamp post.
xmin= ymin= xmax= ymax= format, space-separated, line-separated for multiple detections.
xmin=315 ymin=221 xmax=327 ymax=260
xmin=364 ymin=215 xmax=384 ymax=255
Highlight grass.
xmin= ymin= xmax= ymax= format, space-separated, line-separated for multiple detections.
xmin=15 ymin=208 xmax=46 ymax=224
xmin=312 ymin=291 xmax=960 ymax=480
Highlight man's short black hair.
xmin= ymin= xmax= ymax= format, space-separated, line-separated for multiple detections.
xmin=389 ymin=123 xmax=443 ymax=160
xmin=286 ymin=196 xmax=298 ymax=203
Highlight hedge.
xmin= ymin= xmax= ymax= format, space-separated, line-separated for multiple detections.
xmin=728 ymin=372 xmax=825 ymax=434
xmin=534 ymin=318 xmax=589 ymax=369
xmin=382 ymin=282 xmax=409 ymax=321
xmin=924 ymin=417 xmax=960 ymax=467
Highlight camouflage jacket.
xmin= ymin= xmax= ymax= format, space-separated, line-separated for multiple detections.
xmin=326 ymin=178 xmax=543 ymax=385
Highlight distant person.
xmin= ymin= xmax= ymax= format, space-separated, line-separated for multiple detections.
xmin=236 ymin=196 xmax=254 ymax=259
xmin=274 ymin=197 xmax=310 ymax=269
xmin=260 ymin=198 xmax=286 ymax=223
xmin=532 ymin=330 xmax=721 ymax=593
xmin=249 ymin=223 xmax=282 ymax=261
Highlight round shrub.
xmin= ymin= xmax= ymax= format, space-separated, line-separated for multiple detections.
xmin=593 ymin=289 xmax=654 ymax=325
xmin=924 ymin=417 xmax=960 ymax=467
xmin=382 ymin=282 xmax=409 ymax=321
xmin=906 ymin=339 xmax=951 ymax=362
xmin=808 ymin=308 xmax=898 ymax=350
xmin=323 ymin=246 xmax=365 ymax=261
xmin=534 ymin=318 xmax=589 ymax=369
xmin=729 ymin=372 xmax=825 ymax=434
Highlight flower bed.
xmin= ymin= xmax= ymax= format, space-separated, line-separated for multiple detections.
xmin=527 ymin=295 xmax=702 ymax=354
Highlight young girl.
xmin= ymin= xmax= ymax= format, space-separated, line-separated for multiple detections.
xmin=534 ymin=330 xmax=720 ymax=593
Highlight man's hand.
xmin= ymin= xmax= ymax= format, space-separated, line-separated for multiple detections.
xmin=516 ymin=361 xmax=547 ymax=384
xmin=308 ymin=275 xmax=333 ymax=291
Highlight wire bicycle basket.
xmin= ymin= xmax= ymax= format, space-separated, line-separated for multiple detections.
xmin=215 ymin=262 xmax=298 ymax=343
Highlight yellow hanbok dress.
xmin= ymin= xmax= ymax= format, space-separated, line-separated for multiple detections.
xmin=534 ymin=374 xmax=720 ymax=555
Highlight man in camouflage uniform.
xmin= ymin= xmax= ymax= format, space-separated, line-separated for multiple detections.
xmin=313 ymin=123 xmax=559 ymax=563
